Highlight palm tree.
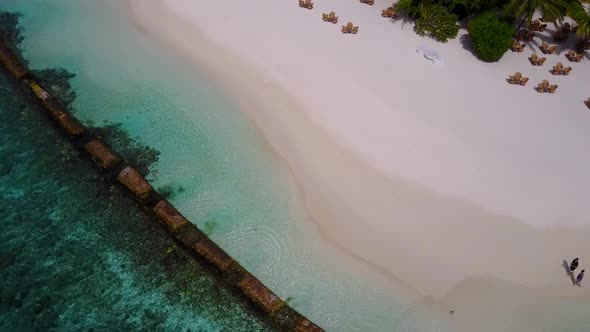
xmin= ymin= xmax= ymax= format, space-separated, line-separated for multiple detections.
xmin=396 ymin=0 xmax=432 ymax=18
xmin=504 ymin=0 xmax=568 ymax=29
xmin=568 ymin=1 xmax=590 ymax=51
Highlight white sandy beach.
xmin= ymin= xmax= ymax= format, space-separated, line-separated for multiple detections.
xmin=128 ymin=0 xmax=590 ymax=330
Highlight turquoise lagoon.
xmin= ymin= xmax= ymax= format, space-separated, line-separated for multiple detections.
xmin=0 ymin=40 xmax=272 ymax=331
xmin=0 ymin=1 xmax=451 ymax=330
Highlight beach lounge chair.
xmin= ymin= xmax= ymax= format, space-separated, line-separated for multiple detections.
xmin=563 ymin=67 xmax=572 ymax=75
xmin=537 ymin=57 xmax=547 ymax=66
xmin=519 ymin=77 xmax=529 ymax=86
xmin=531 ymin=20 xmax=545 ymax=32
xmin=360 ymin=0 xmax=375 ymax=5
xmin=549 ymin=84 xmax=558 ymax=93
xmin=511 ymin=41 xmax=525 ymax=52
xmin=552 ymin=62 xmax=564 ymax=75
xmin=508 ymin=72 xmax=522 ymax=84
xmin=539 ymin=42 xmax=549 ymax=53
xmin=341 ymin=22 xmax=358 ymax=34
xmin=322 ymin=11 xmax=338 ymax=23
xmin=536 ymin=80 xmax=550 ymax=93
xmin=556 ymin=62 xmax=564 ymax=71
xmin=299 ymin=0 xmax=313 ymax=9
xmin=566 ymin=50 xmax=577 ymax=62
xmin=529 ymin=53 xmax=538 ymax=65
xmin=381 ymin=7 xmax=398 ymax=18
xmin=342 ymin=22 xmax=352 ymax=33
xmin=332 ymin=13 xmax=339 ymax=24
xmin=565 ymin=51 xmax=583 ymax=62
xmin=539 ymin=42 xmax=557 ymax=55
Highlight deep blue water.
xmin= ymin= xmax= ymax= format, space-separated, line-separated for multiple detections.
xmin=0 ymin=14 xmax=273 ymax=332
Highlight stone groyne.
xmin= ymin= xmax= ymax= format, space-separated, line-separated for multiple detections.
xmin=0 ymin=39 xmax=323 ymax=332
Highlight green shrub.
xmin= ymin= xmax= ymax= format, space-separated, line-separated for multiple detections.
xmin=468 ymin=12 xmax=515 ymax=62
xmin=414 ymin=4 xmax=460 ymax=42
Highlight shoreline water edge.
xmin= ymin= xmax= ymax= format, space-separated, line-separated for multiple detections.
xmin=128 ymin=0 xmax=590 ymax=331
xmin=0 ymin=29 xmax=323 ymax=332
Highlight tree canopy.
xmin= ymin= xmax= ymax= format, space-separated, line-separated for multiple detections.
xmin=568 ymin=1 xmax=590 ymax=38
xmin=414 ymin=4 xmax=460 ymax=42
xmin=504 ymin=0 xmax=568 ymax=28
xmin=468 ymin=12 xmax=515 ymax=61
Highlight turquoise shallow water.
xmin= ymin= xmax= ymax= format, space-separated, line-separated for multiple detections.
xmin=0 ymin=35 xmax=272 ymax=332
xmin=0 ymin=1 xmax=458 ymax=331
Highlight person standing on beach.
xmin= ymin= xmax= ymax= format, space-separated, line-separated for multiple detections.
xmin=576 ymin=270 xmax=584 ymax=286
xmin=570 ymin=258 xmax=579 ymax=273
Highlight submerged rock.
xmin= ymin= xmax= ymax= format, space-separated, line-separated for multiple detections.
xmin=192 ymin=238 xmax=234 ymax=272
xmin=153 ymin=200 xmax=188 ymax=232
xmin=0 ymin=251 xmax=16 ymax=270
xmin=0 ymin=163 xmax=11 ymax=176
xmin=90 ymin=123 xmax=159 ymax=177
xmin=237 ymin=273 xmax=284 ymax=315
xmin=83 ymin=140 xmax=120 ymax=170
xmin=116 ymin=166 xmax=153 ymax=199
xmin=32 ymin=68 xmax=76 ymax=111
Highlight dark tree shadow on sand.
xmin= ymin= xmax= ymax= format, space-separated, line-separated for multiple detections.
xmin=459 ymin=34 xmax=481 ymax=60
xmin=521 ymin=27 xmax=585 ymax=56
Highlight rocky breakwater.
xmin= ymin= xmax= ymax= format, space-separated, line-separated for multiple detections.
xmin=0 ymin=37 xmax=323 ymax=332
